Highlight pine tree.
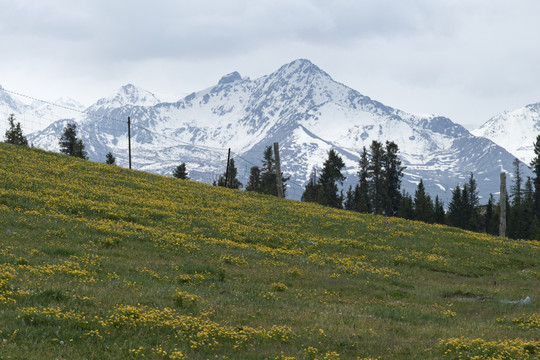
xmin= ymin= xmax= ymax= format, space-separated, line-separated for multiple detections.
xmin=510 ymin=158 xmax=523 ymax=206
xmin=246 ymin=166 xmax=262 ymax=193
xmin=522 ymin=177 xmax=536 ymax=239
xmin=384 ymin=141 xmax=405 ymax=216
xmin=434 ymin=196 xmax=445 ymax=224
xmin=448 ymin=185 xmax=464 ymax=228
xmin=413 ymin=180 xmax=434 ymax=223
xmin=531 ymin=135 xmax=540 ymax=223
xmin=217 ymin=158 xmax=242 ymax=189
xmin=507 ymin=160 xmax=528 ymax=239
xmin=301 ymin=168 xmax=321 ymax=203
xmin=368 ymin=141 xmax=388 ymax=214
xmin=173 ymin=163 xmax=189 ymax=179
xmin=260 ymin=146 xmax=276 ymax=194
xmin=59 ymin=123 xmax=87 ymax=159
xmin=356 ymin=147 xmax=371 ymax=213
xmin=4 ymin=114 xmax=28 ymax=147
xmin=344 ymin=185 xmax=355 ymax=210
xmin=484 ymin=194 xmax=499 ymax=235
xmin=464 ymin=173 xmax=480 ymax=231
xmin=397 ymin=191 xmax=414 ymax=220
xmin=259 ymin=146 xmax=287 ymax=196
xmin=317 ymin=149 xmax=345 ymax=208
xmin=105 ymin=152 xmax=116 ymax=165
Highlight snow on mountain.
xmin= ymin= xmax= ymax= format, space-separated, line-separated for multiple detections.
xmin=472 ymin=102 xmax=540 ymax=165
xmin=0 ymin=85 xmax=86 ymax=137
xmin=89 ymin=84 xmax=160 ymax=110
xmin=16 ymin=60 xmax=531 ymax=202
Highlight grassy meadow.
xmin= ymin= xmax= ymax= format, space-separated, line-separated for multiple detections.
xmin=0 ymin=142 xmax=539 ymax=359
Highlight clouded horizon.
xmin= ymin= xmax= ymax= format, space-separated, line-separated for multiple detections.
xmin=2 ymin=0 xmax=540 ymax=129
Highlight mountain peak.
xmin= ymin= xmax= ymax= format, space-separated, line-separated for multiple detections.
xmin=270 ymin=59 xmax=332 ymax=85
xmin=283 ymin=59 xmax=327 ymax=75
xmin=95 ymin=84 xmax=160 ymax=108
xmin=218 ymin=71 xmax=242 ymax=85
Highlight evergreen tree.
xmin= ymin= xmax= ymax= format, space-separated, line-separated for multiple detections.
xmin=510 ymin=158 xmax=523 ymax=206
xmin=344 ymin=186 xmax=355 ymax=211
xmin=301 ymin=168 xmax=321 ymax=203
xmin=368 ymin=141 xmax=388 ymax=214
xmin=384 ymin=141 xmax=405 ymax=216
xmin=448 ymin=185 xmax=464 ymax=228
xmin=523 ymin=177 xmax=537 ymax=239
xmin=246 ymin=166 xmax=262 ymax=193
xmin=531 ymin=135 xmax=540 ymax=222
xmin=464 ymin=173 xmax=480 ymax=231
xmin=509 ymin=176 xmax=534 ymax=240
xmin=59 ymin=123 xmax=87 ymax=159
xmin=356 ymin=147 xmax=371 ymax=213
xmin=397 ymin=191 xmax=414 ymax=220
xmin=4 ymin=114 xmax=28 ymax=147
xmin=173 ymin=162 xmax=189 ymax=179
xmin=484 ymin=194 xmax=499 ymax=235
xmin=317 ymin=149 xmax=345 ymax=208
xmin=217 ymin=158 xmax=242 ymax=189
xmin=434 ymin=196 xmax=445 ymax=224
xmin=413 ymin=180 xmax=434 ymax=223
xmin=259 ymin=146 xmax=287 ymax=196
xmin=105 ymin=152 xmax=116 ymax=165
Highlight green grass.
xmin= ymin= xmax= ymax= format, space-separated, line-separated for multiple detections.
xmin=0 ymin=142 xmax=539 ymax=360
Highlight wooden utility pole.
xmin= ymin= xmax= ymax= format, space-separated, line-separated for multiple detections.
xmin=224 ymin=148 xmax=231 ymax=188
xmin=274 ymin=142 xmax=284 ymax=198
xmin=128 ymin=116 xmax=132 ymax=170
xmin=499 ymin=172 xmax=507 ymax=237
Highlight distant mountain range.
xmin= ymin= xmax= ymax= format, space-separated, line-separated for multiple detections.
xmin=0 ymin=60 xmax=534 ymax=203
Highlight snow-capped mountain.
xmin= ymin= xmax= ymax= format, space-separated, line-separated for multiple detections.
xmin=472 ymin=102 xmax=540 ymax=165
xmin=0 ymin=85 xmax=85 ymax=136
xmin=89 ymin=84 xmax=160 ymax=111
xmin=6 ymin=60 xmax=530 ymax=202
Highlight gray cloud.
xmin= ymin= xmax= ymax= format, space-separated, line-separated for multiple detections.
xmin=1 ymin=0 xmax=540 ymax=127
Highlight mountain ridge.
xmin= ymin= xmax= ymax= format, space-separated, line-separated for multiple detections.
xmin=1 ymin=59 xmax=531 ymax=202
xmin=472 ymin=101 xmax=540 ymax=165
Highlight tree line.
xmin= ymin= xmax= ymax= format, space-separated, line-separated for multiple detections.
xmin=300 ymin=139 xmax=540 ymax=241
xmin=4 ymin=114 xmax=540 ymax=240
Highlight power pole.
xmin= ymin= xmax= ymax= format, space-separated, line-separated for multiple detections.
xmin=274 ymin=142 xmax=284 ymax=198
xmin=128 ymin=116 xmax=132 ymax=170
xmin=224 ymin=148 xmax=231 ymax=188
xmin=499 ymin=172 xmax=507 ymax=237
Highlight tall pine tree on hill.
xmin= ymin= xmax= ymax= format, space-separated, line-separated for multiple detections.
xmin=105 ymin=152 xmax=116 ymax=165
xmin=368 ymin=141 xmax=388 ymax=214
xmin=59 ymin=123 xmax=87 ymax=159
xmin=413 ymin=180 xmax=434 ymax=223
xmin=301 ymin=168 xmax=320 ymax=203
xmin=217 ymin=158 xmax=242 ymax=189
xmin=259 ymin=146 xmax=287 ymax=197
xmin=448 ymin=185 xmax=464 ymax=228
xmin=246 ymin=166 xmax=262 ymax=193
xmin=173 ymin=163 xmax=189 ymax=179
xmin=4 ymin=114 xmax=28 ymax=147
xmin=531 ymin=135 xmax=540 ymax=225
xmin=317 ymin=149 xmax=345 ymax=208
xmin=384 ymin=141 xmax=405 ymax=216
xmin=354 ymin=147 xmax=371 ymax=213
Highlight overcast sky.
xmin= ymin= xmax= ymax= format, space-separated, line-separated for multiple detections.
xmin=1 ymin=0 xmax=540 ymax=129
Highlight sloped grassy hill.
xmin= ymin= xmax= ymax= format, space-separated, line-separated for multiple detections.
xmin=0 ymin=143 xmax=538 ymax=360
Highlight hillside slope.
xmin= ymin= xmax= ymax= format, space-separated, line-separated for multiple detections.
xmin=0 ymin=143 xmax=538 ymax=359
